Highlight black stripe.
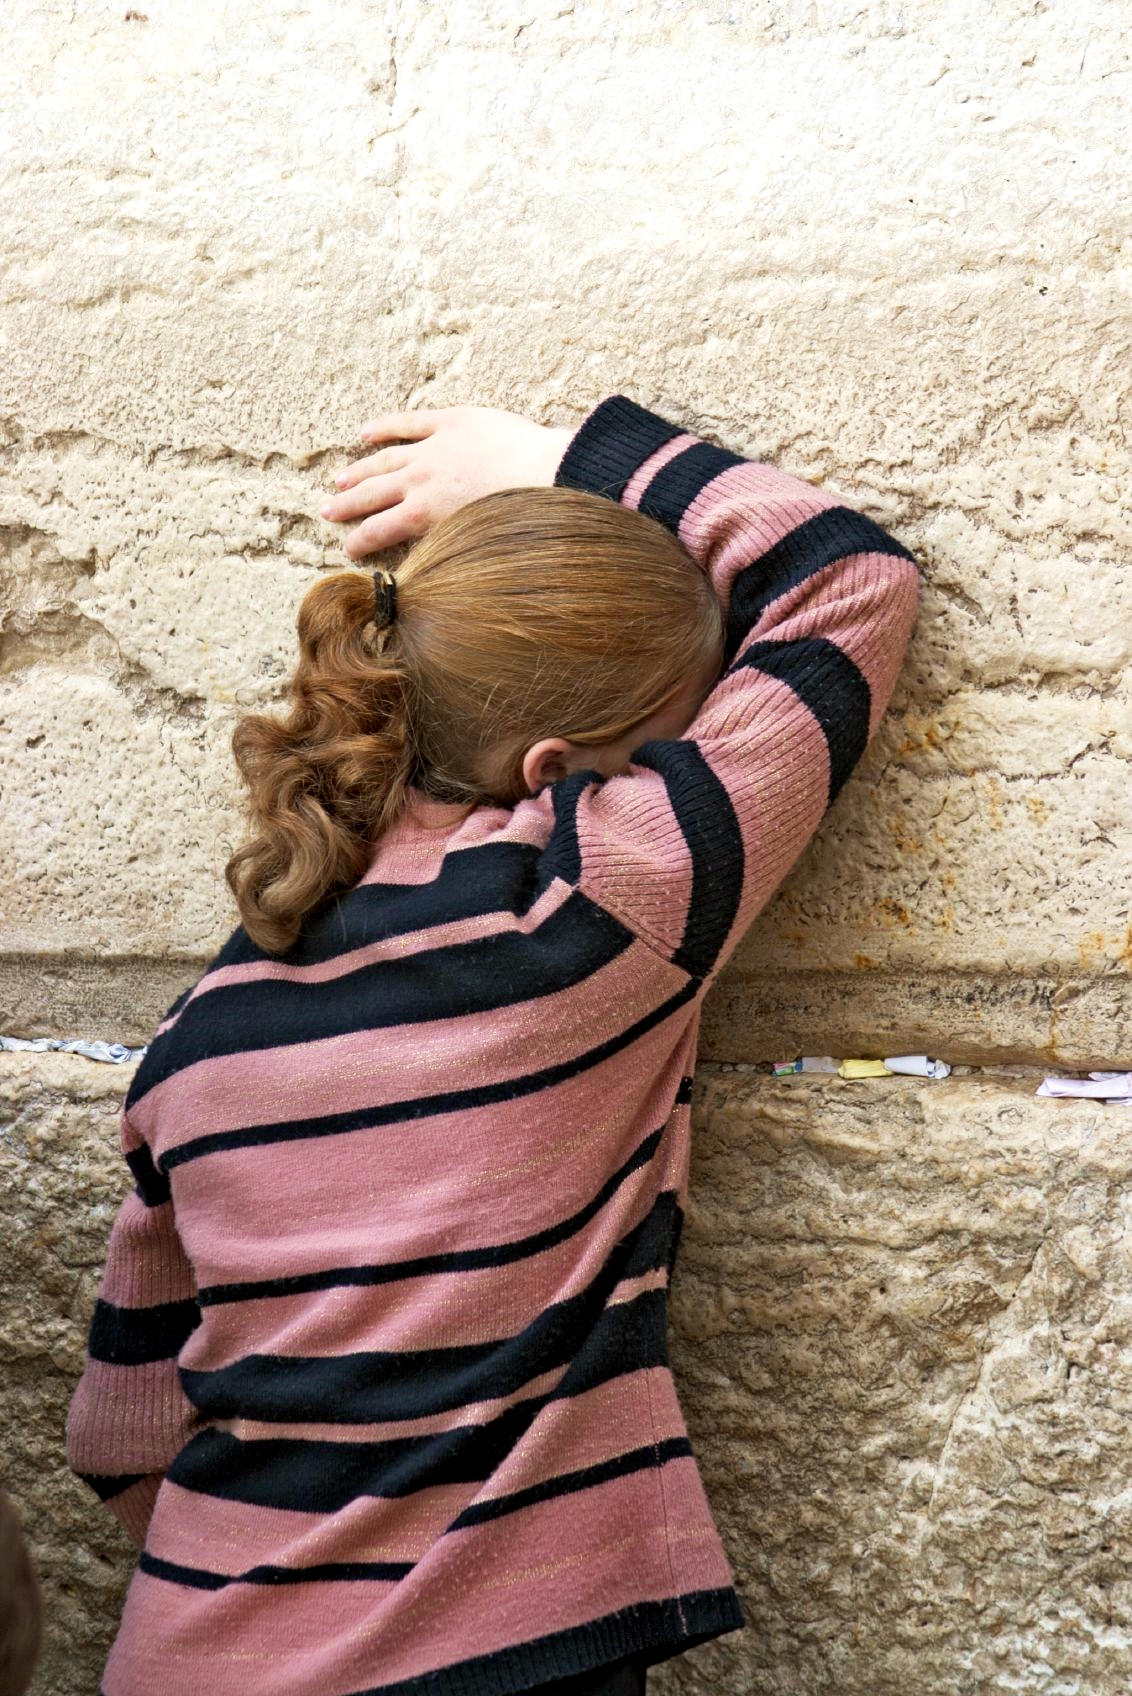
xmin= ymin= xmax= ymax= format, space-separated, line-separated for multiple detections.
xmin=168 ymin=1286 xmax=670 ymax=1512
xmin=725 ymin=506 xmax=916 ymax=664
xmin=78 ymin=1471 xmax=145 ymax=1503
xmin=126 ymin=989 xmax=194 ymax=1110
xmin=344 ymin=1588 xmax=745 ymax=1696
xmin=182 ymin=1193 xmax=677 ymax=1423
xmin=125 ymin=1143 xmax=171 ymax=1208
xmin=133 ymin=890 xmax=634 ymax=1100
xmin=450 ymin=1437 xmax=693 ymax=1531
xmin=88 ymin=1297 xmax=200 ymax=1367
xmin=139 ymin=1443 xmax=693 ymax=1595
xmin=216 ymin=841 xmax=547 ymax=972
xmin=637 ymin=442 xmax=745 ymax=536
xmin=555 ymin=396 xmax=683 ymax=504
xmin=126 ymin=841 xmax=558 ymax=1113
xmin=157 ymin=986 xmax=193 ymax=1025
xmin=199 ymin=1125 xmax=667 ymax=1307
xmin=674 ymin=1074 xmax=694 ymax=1106
xmin=139 ymin=1552 xmax=412 ymax=1590
xmin=161 ymin=977 xmax=700 ymax=1173
xmin=630 ymin=740 xmax=744 ymax=980
xmin=536 ymin=769 xmax=598 ymax=885
xmin=732 ymin=636 xmax=872 ymax=806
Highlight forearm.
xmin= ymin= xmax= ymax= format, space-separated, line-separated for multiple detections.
xmin=67 ymin=1131 xmax=201 ymax=1545
xmin=557 ymin=394 xmax=919 ymax=787
xmin=550 ymin=396 xmax=919 ymax=978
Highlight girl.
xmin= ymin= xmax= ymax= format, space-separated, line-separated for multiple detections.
xmin=67 ymin=394 xmax=919 ymax=1696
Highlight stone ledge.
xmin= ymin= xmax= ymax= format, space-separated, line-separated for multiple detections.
xmin=5 ymin=1058 xmax=1132 ymax=1694
xmin=7 ymin=957 xmax=1132 ymax=1071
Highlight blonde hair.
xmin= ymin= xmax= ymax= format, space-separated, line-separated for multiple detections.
xmin=226 ymin=487 xmax=722 ymax=954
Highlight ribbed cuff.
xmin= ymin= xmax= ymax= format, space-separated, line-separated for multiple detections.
xmin=554 ymin=396 xmax=683 ymax=505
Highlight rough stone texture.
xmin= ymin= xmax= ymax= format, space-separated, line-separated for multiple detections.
xmin=0 ymin=1057 xmax=136 ymax=1696
xmin=662 ymin=1069 xmax=1132 ymax=1694
xmin=1 ymin=0 xmax=1130 ymax=1059
xmin=9 ymin=1055 xmax=1132 ymax=1695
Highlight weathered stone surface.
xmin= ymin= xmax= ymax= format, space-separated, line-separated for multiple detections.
xmin=658 ymin=1068 xmax=1132 ymax=1694
xmin=0 ymin=1056 xmax=135 ymax=1696
xmin=2 ymin=0 xmax=1131 ymax=1059
xmin=8 ymin=1056 xmax=1132 ymax=1695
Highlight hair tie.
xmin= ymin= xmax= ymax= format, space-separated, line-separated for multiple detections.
xmin=372 ymin=568 xmax=397 ymax=630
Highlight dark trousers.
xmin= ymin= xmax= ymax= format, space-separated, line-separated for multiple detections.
xmin=528 ymin=1659 xmax=646 ymax=1695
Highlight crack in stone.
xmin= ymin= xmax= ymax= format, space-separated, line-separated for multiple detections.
xmin=925 ymin=1225 xmax=1048 ymax=1521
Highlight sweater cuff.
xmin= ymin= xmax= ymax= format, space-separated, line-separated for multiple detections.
xmin=554 ymin=395 xmax=684 ymax=504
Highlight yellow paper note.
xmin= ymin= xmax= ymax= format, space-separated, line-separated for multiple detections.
xmin=838 ymin=1058 xmax=892 ymax=1080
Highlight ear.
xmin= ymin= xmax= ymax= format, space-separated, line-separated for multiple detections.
xmin=521 ymin=737 xmax=575 ymax=795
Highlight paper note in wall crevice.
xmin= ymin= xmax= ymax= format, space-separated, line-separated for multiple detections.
xmin=839 ymin=1058 xmax=892 ymax=1079
xmin=1037 ymin=1072 xmax=1132 ymax=1102
xmin=0 ymin=1035 xmax=147 ymax=1065
xmin=884 ymin=1055 xmax=952 ymax=1079
xmin=775 ymin=1055 xmax=952 ymax=1081
xmin=774 ymin=1057 xmax=838 ymax=1075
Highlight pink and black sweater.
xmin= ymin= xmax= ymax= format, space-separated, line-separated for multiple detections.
xmin=67 ymin=396 xmax=919 ymax=1695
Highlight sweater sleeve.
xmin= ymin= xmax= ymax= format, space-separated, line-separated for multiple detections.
xmin=550 ymin=394 xmax=920 ymax=980
xmin=65 ymin=1107 xmax=201 ymax=1547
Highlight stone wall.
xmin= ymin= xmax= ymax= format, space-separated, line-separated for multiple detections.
xmin=2 ymin=0 xmax=1130 ymax=1690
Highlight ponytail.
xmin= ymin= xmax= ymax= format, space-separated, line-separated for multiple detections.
xmin=225 ymin=572 xmax=415 ymax=955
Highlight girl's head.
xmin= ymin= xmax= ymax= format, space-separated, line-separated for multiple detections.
xmin=227 ymin=486 xmax=723 ymax=954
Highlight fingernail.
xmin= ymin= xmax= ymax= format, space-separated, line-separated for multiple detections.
xmin=320 ymin=503 xmax=334 ymax=518
xmin=334 ymin=473 xmax=348 ymax=487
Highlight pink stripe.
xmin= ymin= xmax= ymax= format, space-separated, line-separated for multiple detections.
xmin=65 ymin=1358 xmax=196 ymax=1475
xmin=193 ymin=1252 xmax=666 ymax=1383
xmin=620 ymin=432 xmax=699 ymax=509
xmin=678 ymin=459 xmax=838 ymax=606
xmin=606 ymin=1266 xmax=667 ymax=1306
xmin=215 ymin=1363 xmax=571 ymax=1445
xmin=183 ymin=880 xmax=574 ymax=1006
xmin=107 ymin=1461 xmax=718 ymax=1695
xmin=171 ymin=1025 xmax=692 ymax=1288
xmin=146 ymin=1478 xmax=476 ymax=1572
xmin=765 ymin=550 xmax=920 ymax=735
xmin=358 ymin=793 xmax=551 ymax=872
xmin=190 ymin=1166 xmax=663 ymax=1363
xmin=561 ymin=760 xmax=694 ymax=959
xmin=131 ymin=935 xmax=685 ymax=1153
xmin=99 ymin=1198 xmax=196 ymax=1309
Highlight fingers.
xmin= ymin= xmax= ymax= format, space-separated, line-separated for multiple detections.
xmin=359 ymin=409 xmax=447 ymax=444
xmin=342 ymin=502 xmax=427 ymax=560
xmin=321 ymin=473 xmax=404 ymax=524
xmin=333 ymin=445 xmax=415 ymax=491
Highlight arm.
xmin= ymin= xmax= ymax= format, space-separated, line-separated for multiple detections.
xmin=545 ymin=395 xmax=920 ymax=977
xmin=66 ymin=1109 xmax=201 ymax=1547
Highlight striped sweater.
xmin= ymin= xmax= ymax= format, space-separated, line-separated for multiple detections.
xmin=66 ymin=396 xmax=919 ymax=1696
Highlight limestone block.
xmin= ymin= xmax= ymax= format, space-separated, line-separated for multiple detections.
xmin=657 ymin=1069 xmax=1132 ymax=1695
xmin=0 ymin=1056 xmax=135 ymax=1696
xmin=2 ymin=0 xmax=1131 ymax=1060
xmin=8 ymin=1054 xmax=1132 ymax=1694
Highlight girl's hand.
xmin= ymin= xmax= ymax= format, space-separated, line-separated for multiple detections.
xmin=320 ymin=407 xmax=574 ymax=560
